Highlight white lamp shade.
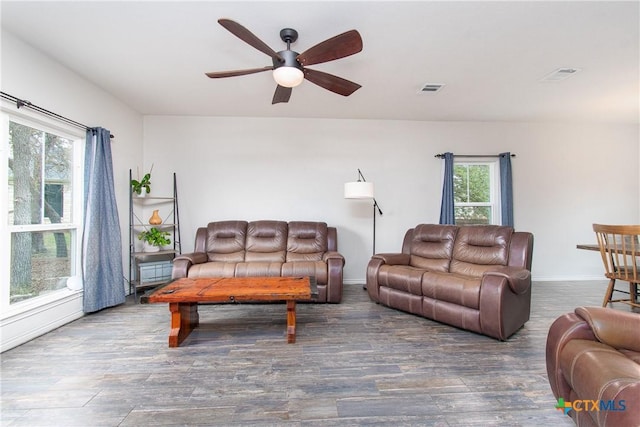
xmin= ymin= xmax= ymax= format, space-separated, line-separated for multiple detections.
xmin=273 ymin=67 xmax=304 ymax=88
xmin=344 ymin=181 xmax=374 ymax=199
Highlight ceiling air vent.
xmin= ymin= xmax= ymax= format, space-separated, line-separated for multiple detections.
xmin=418 ymin=83 xmax=445 ymax=94
xmin=540 ymin=68 xmax=581 ymax=82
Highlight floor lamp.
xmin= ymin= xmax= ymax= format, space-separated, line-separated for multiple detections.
xmin=344 ymin=168 xmax=383 ymax=256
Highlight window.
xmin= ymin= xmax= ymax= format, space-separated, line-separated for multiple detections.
xmin=453 ymin=161 xmax=500 ymax=225
xmin=3 ymin=115 xmax=83 ymax=310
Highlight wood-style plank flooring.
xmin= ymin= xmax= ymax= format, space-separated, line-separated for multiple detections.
xmin=0 ymin=280 xmax=626 ymax=426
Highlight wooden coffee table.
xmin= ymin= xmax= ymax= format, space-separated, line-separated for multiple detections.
xmin=141 ymin=276 xmax=317 ymax=347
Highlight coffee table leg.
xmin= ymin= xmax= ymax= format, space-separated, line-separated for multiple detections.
xmin=286 ymin=300 xmax=297 ymax=343
xmin=169 ymin=302 xmax=199 ymax=347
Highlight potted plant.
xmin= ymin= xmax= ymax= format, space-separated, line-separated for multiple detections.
xmin=138 ymin=227 xmax=171 ymax=252
xmin=131 ymin=164 xmax=153 ymax=196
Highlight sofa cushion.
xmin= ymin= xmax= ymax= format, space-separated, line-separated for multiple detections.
xmin=450 ymin=225 xmax=512 ymax=278
xmin=380 ymin=287 xmax=423 ymax=315
xmin=621 ymin=349 xmax=640 ymax=364
xmin=377 ymin=265 xmax=424 ymax=295
xmin=235 ymin=262 xmax=283 ymax=277
xmin=422 ymin=297 xmax=482 ymax=334
xmin=409 ymin=224 xmax=457 ymax=272
xmin=206 ymin=220 xmax=247 ymax=262
xmin=245 ymin=220 xmax=287 ymax=262
xmin=281 ymin=261 xmax=328 ymax=284
xmin=422 ymin=271 xmax=481 ymax=309
xmin=188 ymin=261 xmax=237 ymax=278
xmin=286 ymin=222 xmax=328 ymax=262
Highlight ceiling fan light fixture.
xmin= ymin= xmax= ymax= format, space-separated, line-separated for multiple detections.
xmin=208 ymin=19 xmax=363 ymax=103
xmin=273 ymin=66 xmax=304 ymax=88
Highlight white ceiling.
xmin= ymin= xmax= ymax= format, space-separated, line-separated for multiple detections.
xmin=1 ymin=1 xmax=638 ymax=123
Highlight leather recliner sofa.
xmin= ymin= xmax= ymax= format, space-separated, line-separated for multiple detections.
xmin=546 ymin=306 xmax=640 ymax=427
xmin=172 ymin=220 xmax=345 ymax=303
xmin=366 ymin=224 xmax=534 ymax=340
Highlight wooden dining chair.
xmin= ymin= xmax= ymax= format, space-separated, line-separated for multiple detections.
xmin=593 ymin=224 xmax=640 ymax=309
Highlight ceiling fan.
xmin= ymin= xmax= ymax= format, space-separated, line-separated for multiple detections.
xmin=206 ymin=19 xmax=363 ymax=104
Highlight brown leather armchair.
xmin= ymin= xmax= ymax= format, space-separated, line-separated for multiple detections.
xmin=546 ymin=307 xmax=640 ymax=426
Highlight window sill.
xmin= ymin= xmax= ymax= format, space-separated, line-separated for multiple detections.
xmin=2 ymin=287 xmax=83 ymax=321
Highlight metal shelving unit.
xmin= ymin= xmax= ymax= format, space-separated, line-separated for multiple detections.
xmin=128 ymin=170 xmax=181 ymax=301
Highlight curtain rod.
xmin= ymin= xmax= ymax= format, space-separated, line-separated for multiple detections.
xmin=1 ymin=91 xmax=114 ymax=139
xmin=434 ymin=153 xmax=516 ymax=158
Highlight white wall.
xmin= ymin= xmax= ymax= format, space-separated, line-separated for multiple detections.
xmin=1 ymin=30 xmax=143 ymax=351
xmin=2 ymin=26 xmax=638 ymax=350
xmin=143 ymin=116 xmax=639 ymax=283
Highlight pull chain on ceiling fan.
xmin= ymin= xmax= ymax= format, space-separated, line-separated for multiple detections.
xmin=205 ymin=19 xmax=363 ymax=104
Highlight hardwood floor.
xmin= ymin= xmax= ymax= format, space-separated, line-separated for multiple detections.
xmin=0 ymin=280 xmax=624 ymax=426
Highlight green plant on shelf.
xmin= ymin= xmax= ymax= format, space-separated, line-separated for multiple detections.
xmin=138 ymin=227 xmax=171 ymax=248
xmin=131 ymin=164 xmax=153 ymax=195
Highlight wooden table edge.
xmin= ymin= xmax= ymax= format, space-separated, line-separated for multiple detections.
xmin=141 ymin=276 xmax=317 ymax=347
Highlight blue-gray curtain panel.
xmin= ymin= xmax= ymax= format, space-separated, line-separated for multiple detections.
xmin=439 ymin=152 xmax=455 ymax=224
xmin=499 ymin=152 xmax=514 ymax=227
xmin=82 ymin=127 xmax=125 ymax=313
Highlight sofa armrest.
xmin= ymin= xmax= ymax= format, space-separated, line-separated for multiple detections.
xmin=174 ymin=252 xmax=208 ymax=264
xmin=372 ymin=253 xmax=410 ymax=266
xmin=323 ymin=251 xmax=345 ymax=265
xmin=575 ymin=306 xmax=640 ymax=352
xmin=545 ymin=311 xmax=598 ymax=401
xmin=547 ymin=307 xmax=640 ymax=427
xmin=483 ymin=266 xmax=531 ymax=295
xmin=366 ymin=253 xmax=411 ymax=302
xmin=324 ymin=252 xmax=345 ymax=303
xmin=171 ymin=252 xmax=208 ymax=279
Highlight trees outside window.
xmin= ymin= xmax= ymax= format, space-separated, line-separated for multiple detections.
xmin=453 ymin=161 xmax=500 ymax=225
xmin=5 ymin=118 xmax=82 ymax=305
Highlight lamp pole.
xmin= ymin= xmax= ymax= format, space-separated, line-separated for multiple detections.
xmin=356 ymin=169 xmax=383 ymax=255
xmin=345 ymin=169 xmax=383 ymax=289
xmin=372 ymin=199 xmax=383 ymax=255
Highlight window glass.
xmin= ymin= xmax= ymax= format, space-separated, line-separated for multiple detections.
xmin=10 ymin=230 xmax=73 ymax=303
xmin=6 ymin=119 xmax=80 ymax=306
xmin=8 ymin=122 xmax=74 ymax=226
xmin=453 ymin=162 xmax=497 ymax=225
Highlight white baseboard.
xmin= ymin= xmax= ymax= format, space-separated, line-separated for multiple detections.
xmin=532 ymin=275 xmax=605 ymax=282
xmin=343 ymin=279 xmax=366 ymax=285
xmin=1 ymin=291 xmax=84 ymax=353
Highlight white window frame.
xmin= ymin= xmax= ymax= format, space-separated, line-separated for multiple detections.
xmin=453 ymin=159 xmax=502 ymax=225
xmin=1 ymin=106 xmax=84 ymax=318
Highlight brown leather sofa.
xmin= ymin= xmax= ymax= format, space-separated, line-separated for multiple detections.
xmin=366 ymin=224 xmax=534 ymax=340
xmin=172 ymin=220 xmax=345 ymax=303
xmin=546 ymin=307 xmax=640 ymax=427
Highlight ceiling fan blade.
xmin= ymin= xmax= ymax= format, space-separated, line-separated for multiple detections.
xmin=303 ymin=68 xmax=362 ymax=96
xmin=272 ymin=85 xmax=292 ymax=104
xmin=297 ymin=30 xmax=363 ymax=66
xmin=218 ymin=19 xmax=283 ymax=61
xmin=205 ymin=66 xmax=273 ymax=78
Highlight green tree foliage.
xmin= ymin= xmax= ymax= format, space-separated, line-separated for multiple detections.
xmin=8 ymin=122 xmax=72 ymax=295
xmin=454 ymin=164 xmax=491 ymax=224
